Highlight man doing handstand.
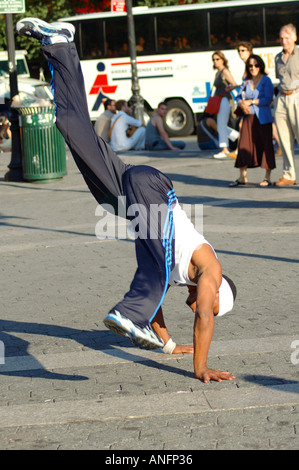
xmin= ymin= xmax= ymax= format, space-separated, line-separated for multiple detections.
xmin=16 ymin=18 xmax=237 ymax=383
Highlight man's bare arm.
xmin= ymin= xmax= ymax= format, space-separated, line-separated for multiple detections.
xmin=151 ymin=307 xmax=193 ymax=354
xmin=190 ymin=245 xmax=235 ymax=382
xmin=153 ymin=115 xmax=180 ymax=150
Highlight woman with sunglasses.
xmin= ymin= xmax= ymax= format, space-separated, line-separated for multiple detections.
xmin=229 ymin=55 xmax=275 ymax=187
xmin=211 ymin=51 xmax=237 ymax=159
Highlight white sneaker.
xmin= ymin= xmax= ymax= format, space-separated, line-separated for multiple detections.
xmin=103 ymin=310 xmax=164 ymax=350
xmin=16 ymin=18 xmax=75 ymax=45
xmin=213 ymin=150 xmax=229 ymax=159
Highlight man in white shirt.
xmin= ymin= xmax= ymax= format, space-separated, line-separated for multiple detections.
xmin=16 ymin=17 xmax=236 ymax=383
xmin=110 ymin=100 xmax=145 ymax=151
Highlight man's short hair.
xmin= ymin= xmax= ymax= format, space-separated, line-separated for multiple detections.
xmin=237 ymin=41 xmax=253 ymax=52
xmin=280 ymin=23 xmax=297 ymax=39
xmin=103 ymin=98 xmax=113 ymax=110
xmin=158 ymin=101 xmax=167 ymax=108
xmin=116 ymin=99 xmax=127 ymax=111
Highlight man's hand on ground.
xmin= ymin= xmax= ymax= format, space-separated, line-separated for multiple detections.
xmin=172 ymin=344 xmax=194 ymax=354
xmin=195 ymin=367 xmax=235 ymax=383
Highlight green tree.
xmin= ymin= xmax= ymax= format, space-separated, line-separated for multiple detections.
xmin=0 ymin=0 xmax=78 ymax=77
xmin=1 ymin=1 xmax=77 ymax=59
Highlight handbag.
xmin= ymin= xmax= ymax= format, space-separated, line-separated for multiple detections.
xmin=204 ymin=91 xmax=226 ymax=115
xmin=234 ymin=106 xmax=244 ymax=117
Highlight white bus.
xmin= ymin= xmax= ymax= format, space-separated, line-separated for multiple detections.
xmin=60 ymin=0 xmax=299 ymax=136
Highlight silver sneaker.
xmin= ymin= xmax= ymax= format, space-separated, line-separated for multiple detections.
xmin=16 ymin=18 xmax=75 ymax=45
xmin=103 ymin=310 xmax=164 ymax=350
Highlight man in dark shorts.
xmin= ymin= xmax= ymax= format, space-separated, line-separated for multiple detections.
xmin=16 ymin=18 xmax=237 ymax=382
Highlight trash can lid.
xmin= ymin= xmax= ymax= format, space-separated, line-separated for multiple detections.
xmin=18 ymin=105 xmax=56 ymax=115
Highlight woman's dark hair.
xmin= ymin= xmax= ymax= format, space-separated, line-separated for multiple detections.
xmin=245 ymin=54 xmax=266 ymax=78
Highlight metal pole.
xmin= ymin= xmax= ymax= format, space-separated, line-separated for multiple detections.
xmin=126 ymin=0 xmax=144 ymax=122
xmin=4 ymin=14 xmax=23 ymax=182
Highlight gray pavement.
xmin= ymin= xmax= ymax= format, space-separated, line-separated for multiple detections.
xmin=0 ymin=137 xmax=299 ymax=451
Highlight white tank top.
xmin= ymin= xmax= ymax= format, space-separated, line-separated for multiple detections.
xmin=168 ymin=202 xmax=213 ymax=286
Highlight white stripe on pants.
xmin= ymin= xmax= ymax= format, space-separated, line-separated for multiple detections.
xmin=275 ymin=93 xmax=299 ymax=181
xmin=217 ymin=97 xmax=231 ymax=148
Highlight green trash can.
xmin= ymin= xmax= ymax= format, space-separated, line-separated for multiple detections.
xmin=19 ymin=106 xmax=67 ymax=182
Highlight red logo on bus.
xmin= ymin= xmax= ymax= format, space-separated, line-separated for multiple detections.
xmin=89 ymin=62 xmax=118 ymax=111
xmin=89 ymin=75 xmax=117 ymax=96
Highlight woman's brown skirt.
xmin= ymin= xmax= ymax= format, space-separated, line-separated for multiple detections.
xmin=235 ymin=114 xmax=275 ymax=170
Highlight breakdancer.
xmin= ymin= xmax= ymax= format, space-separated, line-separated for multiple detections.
xmin=16 ymin=18 xmax=236 ymax=382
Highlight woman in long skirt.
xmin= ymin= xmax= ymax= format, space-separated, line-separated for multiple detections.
xmin=229 ymin=55 xmax=275 ymax=187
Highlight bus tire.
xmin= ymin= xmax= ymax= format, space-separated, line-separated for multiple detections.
xmin=164 ymin=99 xmax=194 ymax=137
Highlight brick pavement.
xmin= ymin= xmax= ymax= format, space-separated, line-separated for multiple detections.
xmin=0 ymin=138 xmax=299 ymax=451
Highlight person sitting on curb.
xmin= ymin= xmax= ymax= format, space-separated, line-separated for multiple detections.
xmin=94 ymin=98 xmax=116 ymax=143
xmin=110 ymin=100 xmax=145 ymax=152
xmin=145 ymin=102 xmax=185 ymax=150
xmin=197 ymin=113 xmax=238 ymax=157
xmin=0 ymin=113 xmax=12 ymax=152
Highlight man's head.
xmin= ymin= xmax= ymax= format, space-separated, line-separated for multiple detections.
xmin=156 ymin=102 xmax=168 ymax=117
xmin=280 ymin=24 xmax=297 ymax=53
xmin=116 ymin=99 xmax=132 ymax=115
xmin=237 ymin=41 xmax=253 ymax=63
xmin=103 ymin=98 xmax=116 ymax=113
xmin=186 ymin=275 xmax=237 ymax=316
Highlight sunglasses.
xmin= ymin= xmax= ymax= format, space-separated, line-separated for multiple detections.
xmin=238 ymin=48 xmax=248 ymax=52
xmin=248 ymin=63 xmax=260 ymax=68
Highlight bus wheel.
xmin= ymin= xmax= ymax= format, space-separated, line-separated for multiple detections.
xmin=164 ymin=99 xmax=194 ymax=137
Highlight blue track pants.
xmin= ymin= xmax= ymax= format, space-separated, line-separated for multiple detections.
xmin=43 ymin=43 xmax=176 ymax=328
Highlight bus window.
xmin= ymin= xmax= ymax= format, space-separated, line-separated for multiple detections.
xmin=105 ymin=17 xmax=128 ymax=57
xmin=73 ymin=22 xmax=81 ymax=56
xmin=134 ymin=15 xmax=155 ymax=55
xmin=156 ymin=12 xmax=208 ymax=53
xmin=210 ymin=7 xmax=262 ymax=49
xmin=265 ymin=4 xmax=299 ymax=45
xmin=81 ymin=20 xmax=104 ymax=59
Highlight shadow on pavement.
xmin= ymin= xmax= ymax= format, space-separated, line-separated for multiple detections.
xmin=0 ymin=319 xmax=192 ymax=381
xmin=243 ymin=374 xmax=299 ymax=393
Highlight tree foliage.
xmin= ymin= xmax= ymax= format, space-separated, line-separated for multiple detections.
xmin=0 ymin=1 xmax=74 ymax=77
xmin=0 ymin=0 xmax=77 ymax=62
